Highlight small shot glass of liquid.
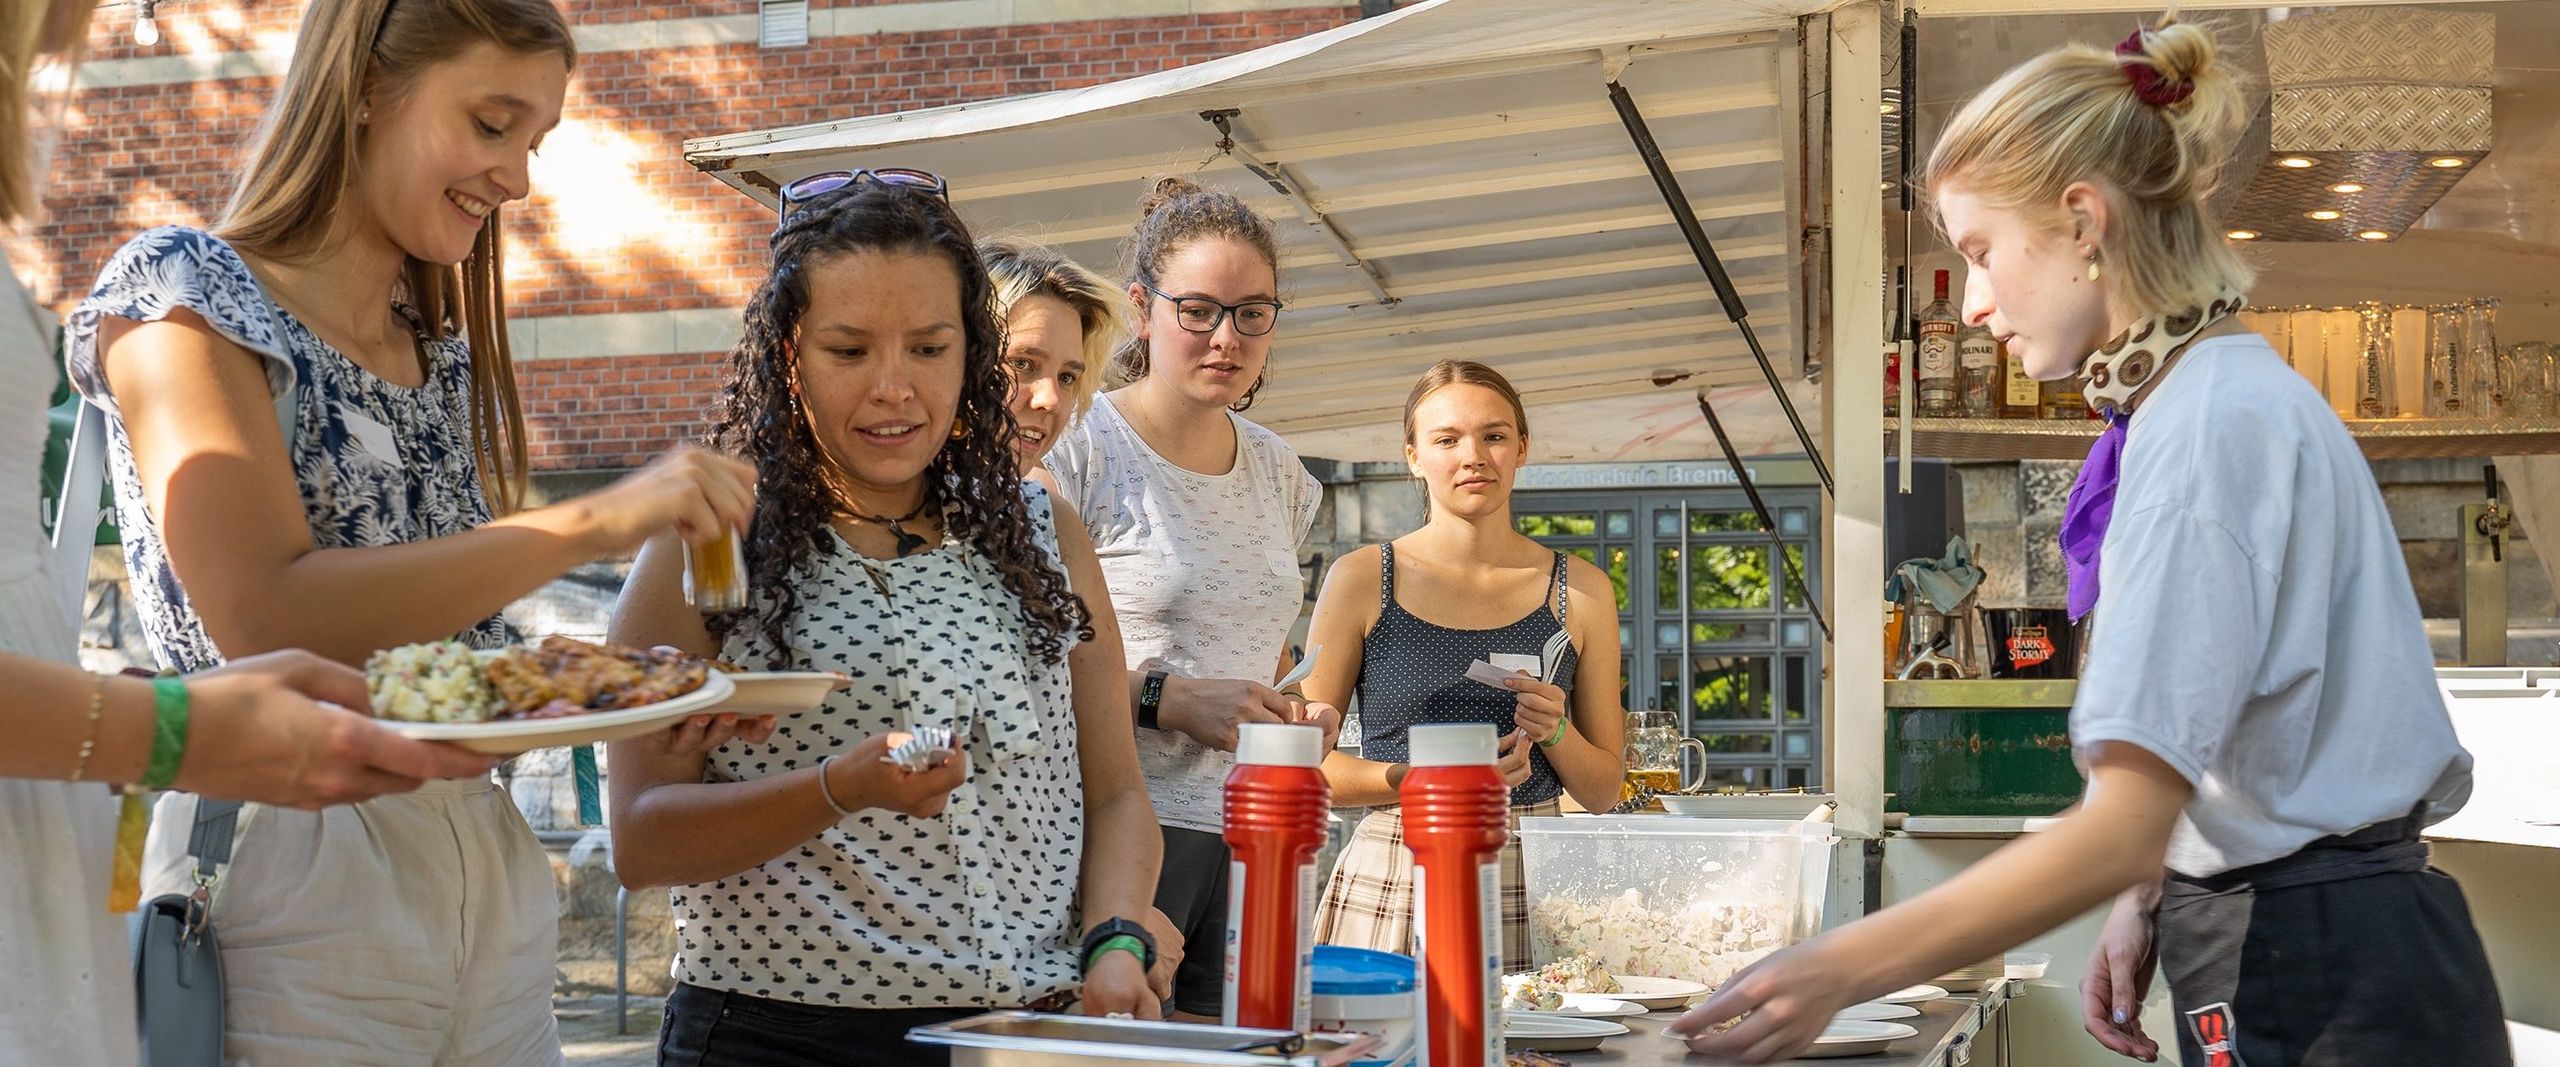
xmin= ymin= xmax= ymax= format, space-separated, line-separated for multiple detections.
xmin=685 ymin=529 xmax=749 ymax=613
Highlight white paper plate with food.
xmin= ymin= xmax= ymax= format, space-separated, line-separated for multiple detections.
xmin=1834 ymin=1001 xmax=1921 ymax=1022
xmin=1797 ymin=1020 xmax=1921 ymax=1059
xmin=369 ymin=637 xmax=736 ymax=755
xmin=1607 ymin=976 xmax=1712 ymax=1010
xmin=1511 ymin=994 xmax=1647 ymax=1019
xmin=1501 ymin=1014 xmax=1628 ymax=1052
xmin=1877 ymin=983 xmax=1948 ymax=1005
xmin=706 ymin=670 xmax=851 ymax=717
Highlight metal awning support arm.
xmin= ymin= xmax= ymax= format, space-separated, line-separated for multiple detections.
xmin=1608 ymin=80 xmax=1832 ymax=496
xmin=1201 ymin=109 xmax=1398 ymax=307
xmin=1695 ymin=387 xmax=1831 ymax=641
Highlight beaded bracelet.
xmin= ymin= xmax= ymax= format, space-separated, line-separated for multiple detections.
xmin=69 ymin=674 xmax=109 ymax=782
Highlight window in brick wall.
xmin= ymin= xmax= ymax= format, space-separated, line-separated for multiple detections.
xmin=759 ymin=0 xmax=808 ymax=48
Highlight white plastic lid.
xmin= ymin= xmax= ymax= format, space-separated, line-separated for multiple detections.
xmin=1406 ymin=724 xmax=1497 ymax=767
xmin=1236 ymin=723 xmax=1326 ymax=768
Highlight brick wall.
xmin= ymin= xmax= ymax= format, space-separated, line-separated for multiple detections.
xmin=19 ymin=0 xmax=1362 ymax=470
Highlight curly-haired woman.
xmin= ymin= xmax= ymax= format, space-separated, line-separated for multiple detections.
xmin=606 ymin=172 xmax=1164 ymax=1066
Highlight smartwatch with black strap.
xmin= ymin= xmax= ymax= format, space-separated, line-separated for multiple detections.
xmin=1081 ymin=916 xmax=1157 ymax=975
xmin=1136 ymin=669 xmax=1169 ymax=731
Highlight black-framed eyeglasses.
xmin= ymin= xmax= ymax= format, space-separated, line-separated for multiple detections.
xmin=776 ymin=168 xmax=949 ymax=230
xmin=1142 ymin=283 xmax=1283 ymax=337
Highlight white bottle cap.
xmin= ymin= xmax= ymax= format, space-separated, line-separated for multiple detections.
xmin=1236 ymin=723 xmax=1325 ymax=768
xmin=1406 ymin=724 xmax=1498 ymax=767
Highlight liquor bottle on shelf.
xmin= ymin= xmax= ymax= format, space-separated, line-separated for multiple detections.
xmin=2043 ymin=369 xmax=2090 ymax=420
xmin=1998 ymin=336 xmax=2039 ymax=419
xmin=1915 ymin=270 xmax=1960 ymax=418
xmin=1958 ymin=322 xmax=2000 ymax=418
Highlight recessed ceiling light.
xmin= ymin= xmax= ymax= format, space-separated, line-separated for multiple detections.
xmin=2356 ymin=230 xmax=2392 ymax=241
xmin=2329 ymin=182 xmax=2365 ymax=194
xmin=2277 ymin=156 xmax=2318 ymax=169
xmin=2226 ymin=229 xmax=2261 ymax=240
xmin=2306 ymin=209 xmax=2343 ymax=221
xmin=1880 ymin=180 xmax=1895 ymax=191
xmin=2428 ymin=156 xmax=2470 ymax=168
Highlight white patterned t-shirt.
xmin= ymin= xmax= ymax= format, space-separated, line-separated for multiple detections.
xmin=1043 ymin=392 xmax=1319 ymax=834
xmin=672 ymin=485 xmax=1084 ymax=1008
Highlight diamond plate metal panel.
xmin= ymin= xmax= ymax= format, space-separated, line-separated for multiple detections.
xmin=2271 ymin=85 xmax=2492 ymax=153
xmin=2262 ymin=8 xmax=2494 ymax=86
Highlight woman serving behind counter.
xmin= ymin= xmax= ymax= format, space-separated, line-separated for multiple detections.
xmin=1670 ymin=17 xmax=2506 ymax=1066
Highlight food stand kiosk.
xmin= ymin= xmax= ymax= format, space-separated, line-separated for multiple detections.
xmin=687 ymin=1 xmax=2560 ymax=1062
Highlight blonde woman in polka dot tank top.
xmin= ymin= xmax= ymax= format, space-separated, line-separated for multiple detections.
xmin=1303 ymin=361 xmax=1627 ymax=972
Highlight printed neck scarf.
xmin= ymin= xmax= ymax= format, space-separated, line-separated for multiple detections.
xmin=2060 ymin=288 xmax=2247 ymax=620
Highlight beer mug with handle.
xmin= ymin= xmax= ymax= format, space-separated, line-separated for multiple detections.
xmin=1622 ymin=709 xmax=1707 ymax=799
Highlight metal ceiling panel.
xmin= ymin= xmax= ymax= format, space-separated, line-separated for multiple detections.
xmin=686 ymin=0 xmax=1846 ymax=463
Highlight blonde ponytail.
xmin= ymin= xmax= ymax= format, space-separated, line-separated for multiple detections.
xmin=1924 ymin=14 xmax=2254 ymax=317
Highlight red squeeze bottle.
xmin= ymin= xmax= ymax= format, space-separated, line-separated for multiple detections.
xmin=1222 ymin=723 xmax=1331 ymax=1032
xmin=1401 ymin=724 xmax=1509 ymax=1067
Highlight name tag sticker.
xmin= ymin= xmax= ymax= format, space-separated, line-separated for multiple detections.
xmin=338 ymin=405 xmax=399 ymax=462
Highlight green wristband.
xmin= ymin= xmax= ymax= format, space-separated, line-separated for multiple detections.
xmin=1083 ymin=934 xmax=1146 ymax=975
xmin=1538 ymin=718 xmax=1568 ymax=748
xmin=140 ymin=675 xmax=191 ymax=792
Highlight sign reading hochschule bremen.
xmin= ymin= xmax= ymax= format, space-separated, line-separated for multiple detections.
xmin=1513 ymin=459 xmax=1824 ymax=492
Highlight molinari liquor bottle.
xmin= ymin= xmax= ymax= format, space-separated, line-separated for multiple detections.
xmin=1958 ymin=321 xmax=2000 ymax=418
xmin=1999 ymin=336 xmax=2040 ymax=419
xmin=1915 ymin=270 xmax=1960 ymax=418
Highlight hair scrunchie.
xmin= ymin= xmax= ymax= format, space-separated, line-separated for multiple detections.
xmin=2115 ymin=27 xmax=2194 ymax=107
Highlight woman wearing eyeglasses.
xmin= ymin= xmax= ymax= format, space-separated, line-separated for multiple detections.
xmin=606 ymin=170 xmax=1163 ymax=1066
xmin=63 ymin=1 xmax=756 ymax=1062
xmin=1041 ymin=176 xmax=1341 ymax=1020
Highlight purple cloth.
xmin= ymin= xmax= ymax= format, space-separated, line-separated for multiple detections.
xmin=2060 ymin=412 xmax=2130 ymax=621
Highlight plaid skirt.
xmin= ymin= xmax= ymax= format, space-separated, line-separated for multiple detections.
xmin=1313 ymin=800 xmax=1559 ymax=974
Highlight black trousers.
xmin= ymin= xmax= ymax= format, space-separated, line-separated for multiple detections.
xmin=1151 ymin=825 xmax=1235 ymax=1018
xmin=658 ymin=982 xmax=978 ymax=1067
xmin=2157 ymin=811 xmax=2511 ymax=1067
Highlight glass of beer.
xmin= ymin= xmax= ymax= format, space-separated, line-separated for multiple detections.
xmin=685 ymin=529 xmax=749 ymax=613
xmin=1622 ymin=710 xmax=1706 ymax=801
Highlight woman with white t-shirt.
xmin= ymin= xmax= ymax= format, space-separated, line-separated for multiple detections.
xmin=1669 ymin=18 xmax=2504 ymax=1065
xmin=1043 ymin=176 xmax=1341 ymax=1019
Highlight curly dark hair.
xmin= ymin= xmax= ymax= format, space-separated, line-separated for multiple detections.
xmin=705 ymin=182 xmax=1093 ymax=667
xmin=1113 ymin=175 xmax=1283 ymax=411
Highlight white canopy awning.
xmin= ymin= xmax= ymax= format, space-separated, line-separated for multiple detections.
xmin=687 ymin=0 xmax=1851 ymax=464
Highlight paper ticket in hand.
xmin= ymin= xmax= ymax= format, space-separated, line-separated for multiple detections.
xmin=1466 ymin=654 xmax=1541 ymax=689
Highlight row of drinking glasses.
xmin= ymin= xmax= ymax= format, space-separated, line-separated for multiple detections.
xmin=2235 ymin=300 xmax=2560 ymax=420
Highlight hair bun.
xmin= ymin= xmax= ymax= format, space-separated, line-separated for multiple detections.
xmin=2141 ymin=19 xmax=2217 ymax=87
xmin=1137 ymin=175 xmax=1205 ymax=221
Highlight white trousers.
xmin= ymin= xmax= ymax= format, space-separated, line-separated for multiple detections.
xmin=143 ymin=778 xmax=565 ymax=1067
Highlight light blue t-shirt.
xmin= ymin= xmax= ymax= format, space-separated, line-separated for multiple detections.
xmin=2070 ymin=332 xmax=2473 ymax=877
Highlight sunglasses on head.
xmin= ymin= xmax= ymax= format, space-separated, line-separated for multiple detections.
xmin=775 ymin=168 xmax=950 ymax=231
